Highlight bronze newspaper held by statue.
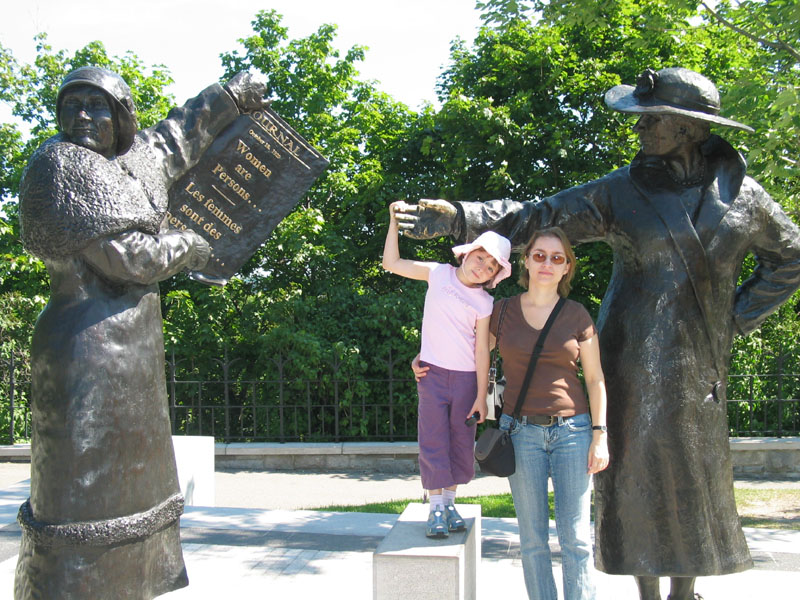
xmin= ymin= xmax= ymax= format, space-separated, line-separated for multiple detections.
xmin=167 ymin=107 xmax=328 ymax=285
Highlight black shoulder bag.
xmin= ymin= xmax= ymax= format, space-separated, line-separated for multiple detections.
xmin=474 ymin=297 xmax=566 ymax=477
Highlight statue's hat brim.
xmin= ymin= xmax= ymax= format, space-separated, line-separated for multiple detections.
xmin=605 ymin=84 xmax=753 ymax=132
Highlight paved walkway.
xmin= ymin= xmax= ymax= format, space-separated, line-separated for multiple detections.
xmin=0 ymin=464 xmax=797 ymax=599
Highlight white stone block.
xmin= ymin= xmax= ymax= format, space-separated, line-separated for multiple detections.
xmin=373 ymin=502 xmax=480 ymax=600
xmin=172 ymin=436 xmax=215 ymax=507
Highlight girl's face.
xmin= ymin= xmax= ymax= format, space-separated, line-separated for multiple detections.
xmin=524 ymin=235 xmax=570 ymax=289
xmin=459 ymin=248 xmax=499 ymax=287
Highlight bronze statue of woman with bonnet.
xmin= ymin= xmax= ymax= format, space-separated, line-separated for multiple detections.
xmin=16 ymin=65 xmax=268 ymax=599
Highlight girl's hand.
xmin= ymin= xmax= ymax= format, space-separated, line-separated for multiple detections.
xmin=389 ymin=200 xmax=407 ymax=224
xmin=411 ymin=354 xmax=429 ymax=382
xmin=588 ymin=433 xmax=609 ymax=474
xmin=467 ymin=398 xmax=488 ymax=424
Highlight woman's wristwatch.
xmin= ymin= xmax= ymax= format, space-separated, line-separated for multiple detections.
xmin=592 ymin=425 xmax=607 ymax=432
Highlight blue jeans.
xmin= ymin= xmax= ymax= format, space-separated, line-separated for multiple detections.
xmin=500 ymin=412 xmax=595 ymax=600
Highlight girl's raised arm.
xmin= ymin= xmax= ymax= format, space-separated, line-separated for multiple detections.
xmin=383 ymin=201 xmax=436 ymax=281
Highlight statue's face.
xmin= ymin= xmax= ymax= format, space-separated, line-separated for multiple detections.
xmin=59 ymin=85 xmax=117 ymax=158
xmin=633 ymin=114 xmax=687 ymax=158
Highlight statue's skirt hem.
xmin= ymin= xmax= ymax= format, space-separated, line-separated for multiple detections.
xmin=13 ymin=497 xmax=188 ymax=599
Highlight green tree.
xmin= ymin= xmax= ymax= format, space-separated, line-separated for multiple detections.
xmin=386 ymin=3 xmax=725 ymax=312
xmin=0 ymin=13 xmax=430 ymax=442
xmin=157 ymin=11 xmax=431 ymax=440
xmin=474 ymin=0 xmax=799 ymax=207
xmin=2 ymin=4 xmax=798 ymax=441
xmin=699 ymin=0 xmax=800 ymax=206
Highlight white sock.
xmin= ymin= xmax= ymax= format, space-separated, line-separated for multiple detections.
xmin=442 ymin=489 xmax=456 ymax=506
xmin=429 ymin=494 xmax=444 ymax=511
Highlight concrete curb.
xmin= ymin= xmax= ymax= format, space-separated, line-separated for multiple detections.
xmin=3 ymin=438 xmax=800 ymax=477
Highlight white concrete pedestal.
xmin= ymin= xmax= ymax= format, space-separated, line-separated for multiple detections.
xmin=172 ymin=436 xmax=215 ymax=507
xmin=373 ymin=502 xmax=481 ymax=600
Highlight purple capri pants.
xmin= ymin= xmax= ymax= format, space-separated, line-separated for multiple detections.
xmin=417 ymin=361 xmax=477 ymax=490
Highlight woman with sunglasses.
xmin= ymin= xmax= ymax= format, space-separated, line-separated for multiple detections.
xmin=492 ymin=227 xmax=608 ymax=600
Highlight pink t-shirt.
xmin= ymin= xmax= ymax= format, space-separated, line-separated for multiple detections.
xmin=420 ymin=263 xmax=494 ymax=372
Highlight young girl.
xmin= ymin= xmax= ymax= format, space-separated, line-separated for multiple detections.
xmin=383 ymin=200 xmax=511 ymax=538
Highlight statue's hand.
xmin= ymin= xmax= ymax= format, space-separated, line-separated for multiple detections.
xmin=225 ymin=71 xmax=272 ymax=113
xmin=186 ymin=231 xmax=212 ymax=270
xmin=394 ymin=199 xmax=457 ymax=239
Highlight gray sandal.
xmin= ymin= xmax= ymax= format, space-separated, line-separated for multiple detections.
xmin=444 ymin=504 xmax=466 ymax=532
xmin=426 ymin=508 xmax=449 ymax=538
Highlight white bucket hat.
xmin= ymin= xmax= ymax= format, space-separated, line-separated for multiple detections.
xmin=452 ymin=231 xmax=512 ymax=289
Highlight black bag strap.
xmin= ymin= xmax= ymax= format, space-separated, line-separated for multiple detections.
xmin=508 ymin=296 xmax=567 ymax=420
xmin=489 ymin=299 xmax=509 ymax=388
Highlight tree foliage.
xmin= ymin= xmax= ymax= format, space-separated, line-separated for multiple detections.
xmin=469 ymin=0 xmax=800 ymax=209
xmin=701 ymin=0 xmax=800 ymax=209
xmin=157 ymin=11 xmax=427 ymax=394
xmin=425 ymin=0 xmax=800 ymax=431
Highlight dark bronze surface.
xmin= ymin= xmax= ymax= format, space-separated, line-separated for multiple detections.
xmin=167 ymin=108 xmax=328 ymax=285
xmin=14 ymin=66 xmax=272 ymax=599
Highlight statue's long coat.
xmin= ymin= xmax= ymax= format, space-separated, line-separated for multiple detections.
xmin=16 ymin=85 xmax=238 ymax=599
xmin=456 ymin=135 xmax=800 ymax=576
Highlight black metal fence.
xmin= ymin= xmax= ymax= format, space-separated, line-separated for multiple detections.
xmin=727 ymin=370 xmax=800 ymax=437
xmin=2 ymin=349 xmax=800 ymax=444
xmin=165 ymin=349 xmax=419 ymax=443
xmin=1 ymin=352 xmax=24 ymax=445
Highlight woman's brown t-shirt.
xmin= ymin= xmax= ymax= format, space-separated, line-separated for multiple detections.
xmin=489 ymin=295 xmax=597 ymax=417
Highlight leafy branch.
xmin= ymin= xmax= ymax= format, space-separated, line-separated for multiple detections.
xmin=701 ymin=1 xmax=800 ymax=63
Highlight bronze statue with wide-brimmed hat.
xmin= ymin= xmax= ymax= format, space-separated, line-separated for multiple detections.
xmin=399 ymin=67 xmax=800 ymax=600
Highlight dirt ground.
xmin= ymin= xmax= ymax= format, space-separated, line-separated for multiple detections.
xmin=735 ymin=487 xmax=800 ymax=525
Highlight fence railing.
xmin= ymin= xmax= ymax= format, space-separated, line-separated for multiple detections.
xmin=166 ymin=349 xmax=419 ymax=443
xmin=2 ymin=349 xmax=799 ymax=444
xmin=1 ymin=352 xmax=23 ymax=444
xmin=727 ymin=372 xmax=800 ymax=437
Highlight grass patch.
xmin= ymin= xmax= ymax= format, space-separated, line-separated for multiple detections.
xmin=313 ymin=488 xmax=800 ymax=530
xmin=735 ymin=488 xmax=800 ymax=530
xmin=317 ymin=492 xmax=540 ymax=519
xmin=740 ymin=516 xmax=799 ymax=530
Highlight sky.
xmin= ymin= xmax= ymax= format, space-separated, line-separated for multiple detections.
xmin=0 ymin=0 xmax=484 ymax=112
